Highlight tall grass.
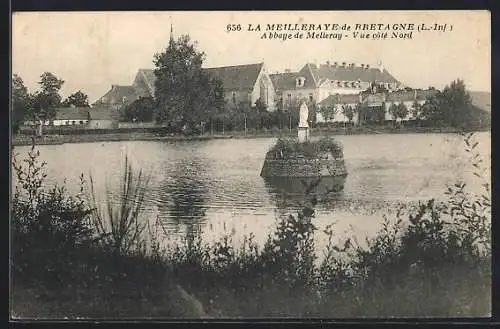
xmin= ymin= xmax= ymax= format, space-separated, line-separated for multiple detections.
xmin=86 ymin=155 xmax=151 ymax=255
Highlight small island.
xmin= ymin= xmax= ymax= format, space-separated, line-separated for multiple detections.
xmin=260 ymin=102 xmax=347 ymax=196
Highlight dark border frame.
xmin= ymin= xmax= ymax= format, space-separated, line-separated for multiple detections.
xmin=7 ymin=0 xmax=499 ymax=327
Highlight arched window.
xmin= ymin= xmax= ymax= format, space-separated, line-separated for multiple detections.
xmin=232 ymin=92 xmax=236 ymax=104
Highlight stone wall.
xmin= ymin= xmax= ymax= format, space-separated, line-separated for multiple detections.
xmin=260 ymin=151 xmax=347 ymax=177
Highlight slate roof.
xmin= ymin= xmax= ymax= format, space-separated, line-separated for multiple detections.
xmin=93 ymin=85 xmax=139 ymax=106
xmin=319 ymin=94 xmax=360 ymax=107
xmin=316 ymin=63 xmax=400 ymax=84
xmin=136 ymin=63 xmax=264 ymax=95
xmin=204 ymin=63 xmax=264 ymax=92
xmin=416 ymin=89 xmax=439 ymax=101
xmin=270 ymin=62 xmax=400 ymax=91
xmin=386 ymin=91 xmax=416 ymax=102
xmin=270 ymin=72 xmax=299 ymax=91
xmin=54 ymin=107 xmax=90 ymax=120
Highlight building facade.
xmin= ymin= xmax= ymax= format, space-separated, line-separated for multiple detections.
xmin=271 ymin=61 xmax=403 ymax=110
xmin=94 ymin=62 xmax=277 ymax=112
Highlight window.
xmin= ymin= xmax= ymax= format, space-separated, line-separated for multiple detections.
xmin=79 ymin=120 xmax=84 ymax=125
xmin=232 ymin=92 xmax=236 ymax=104
xmin=247 ymin=93 xmax=252 ymax=102
xmin=296 ymin=77 xmax=306 ymax=88
xmin=309 ymin=93 xmax=313 ymax=102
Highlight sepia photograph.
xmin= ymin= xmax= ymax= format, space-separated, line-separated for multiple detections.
xmin=10 ymin=10 xmax=491 ymax=319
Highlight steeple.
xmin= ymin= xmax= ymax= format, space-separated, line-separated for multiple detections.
xmin=169 ymin=23 xmax=174 ymax=45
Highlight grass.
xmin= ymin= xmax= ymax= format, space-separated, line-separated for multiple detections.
xmin=10 ymin=132 xmax=491 ymax=319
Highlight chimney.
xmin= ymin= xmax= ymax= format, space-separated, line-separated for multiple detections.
xmin=111 ymin=84 xmax=118 ymax=90
xmin=341 ymin=62 xmax=346 ymax=67
xmin=361 ymin=64 xmax=365 ymax=69
xmin=366 ymin=64 xmax=370 ymax=69
xmin=351 ymin=63 xmax=355 ymax=67
xmin=326 ymin=60 xmax=330 ymax=66
xmin=333 ymin=62 xmax=338 ymax=67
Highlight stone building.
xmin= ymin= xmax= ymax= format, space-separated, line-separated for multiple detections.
xmin=94 ymin=62 xmax=276 ymax=112
xmin=271 ymin=61 xmax=402 ymax=110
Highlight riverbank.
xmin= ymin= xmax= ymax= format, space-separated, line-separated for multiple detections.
xmin=11 ymin=125 xmax=489 ymax=146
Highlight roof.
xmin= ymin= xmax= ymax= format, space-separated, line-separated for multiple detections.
xmin=315 ymin=63 xmax=400 ymax=84
xmin=270 ymin=72 xmax=299 ymax=91
xmin=386 ymin=91 xmax=416 ymax=102
xmin=89 ymin=106 xmax=120 ymax=121
xmin=136 ymin=63 xmax=264 ymax=95
xmin=203 ymin=62 xmax=264 ymax=91
xmin=319 ymin=94 xmax=360 ymax=107
xmin=55 ymin=107 xmax=90 ymax=120
xmin=94 ymin=85 xmax=139 ymax=106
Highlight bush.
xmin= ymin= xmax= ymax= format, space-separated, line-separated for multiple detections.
xmin=12 ymin=144 xmax=95 ymax=287
xmin=269 ymin=136 xmax=344 ymax=159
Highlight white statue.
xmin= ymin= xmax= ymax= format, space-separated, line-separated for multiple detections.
xmin=299 ymin=102 xmax=309 ymax=128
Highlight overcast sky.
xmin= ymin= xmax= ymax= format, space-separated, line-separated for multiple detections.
xmin=12 ymin=11 xmax=490 ymax=103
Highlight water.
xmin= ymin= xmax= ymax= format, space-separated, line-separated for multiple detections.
xmin=12 ymin=132 xmax=491 ymax=249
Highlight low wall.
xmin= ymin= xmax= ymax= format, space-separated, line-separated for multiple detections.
xmin=260 ymin=153 xmax=347 ymax=177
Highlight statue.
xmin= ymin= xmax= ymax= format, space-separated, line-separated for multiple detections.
xmin=299 ymin=101 xmax=309 ymax=128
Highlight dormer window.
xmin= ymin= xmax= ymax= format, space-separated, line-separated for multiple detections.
xmin=337 ymin=81 xmax=342 ymax=87
xmin=296 ymin=77 xmax=306 ymax=88
xmin=344 ymin=82 xmax=350 ymax=88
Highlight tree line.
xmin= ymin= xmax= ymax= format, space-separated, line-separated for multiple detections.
xmin=12 ymin=73 xmax=91 ymax=133
xmin=317 ymin=80 xmax=489 ymax=129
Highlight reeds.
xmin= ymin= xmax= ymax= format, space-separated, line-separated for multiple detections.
xmin=86 ymin=155 xmax=151 ymax=254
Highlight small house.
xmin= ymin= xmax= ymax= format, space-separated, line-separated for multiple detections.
xmin=52 ymin=107 xmax=90 ymax=126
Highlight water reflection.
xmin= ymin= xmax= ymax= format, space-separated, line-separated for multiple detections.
xmin=156 ymin=156 xmax=209 ymax=237
xmin=263 ymin=175 xmax=347 ymax=210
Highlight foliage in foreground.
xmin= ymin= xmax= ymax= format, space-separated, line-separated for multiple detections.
xmin=10 ymin=133 xmax=491 ymax=318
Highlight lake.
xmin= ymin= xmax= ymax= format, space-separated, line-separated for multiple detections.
xmin=12 ymin=132 xmax=491 ymax=250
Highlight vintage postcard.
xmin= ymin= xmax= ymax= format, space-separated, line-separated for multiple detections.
xmin=11 ymin=11 xmax=491 ymax=320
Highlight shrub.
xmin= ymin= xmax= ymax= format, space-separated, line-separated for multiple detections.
xmin=11 ymin=144 xmax=95 ymax=286
xmin=268 ymin=136 xmax=344 ymax=159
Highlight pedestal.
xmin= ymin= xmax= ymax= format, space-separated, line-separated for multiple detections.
xmin=298 ymin=126 xmax=310 ymax=143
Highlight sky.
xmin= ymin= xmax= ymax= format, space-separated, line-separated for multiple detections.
xmin=12 ymin=11 xmax=490 ymax=103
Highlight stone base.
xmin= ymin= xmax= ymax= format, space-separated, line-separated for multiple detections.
xmin=297 ymin=127 xmax=310 ymax=143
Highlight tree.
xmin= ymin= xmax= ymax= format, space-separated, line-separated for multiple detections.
xmin=389 ymin=102 xmax=409 ymax=126
xmin=153 ymin=34 xmax=225 ymax=131
xmin=420 ymin=93 xmax=443 ymax=124
xmin=30 ymin=72 xmax=65 ymax=121
xmin=12 ymin=74 xmax=31 ymax=133
xmin=120 ymin=96 xmax=155 ymax=122
xmin=319 ymin=102 xmax=337 ymax=123
xmin=254 ymin=97 xmax=267 ymax=113
xmin=438 ymin=79 xmax=474 ymax=128
xmin=342 ymin=105 xmax=355 ymax=126
xmin=61 ymin=91 xmax=90 ymax=107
